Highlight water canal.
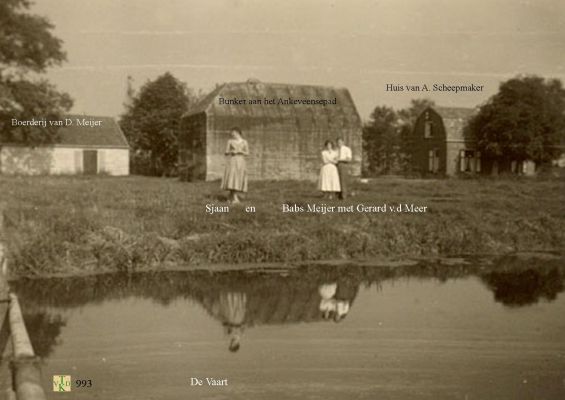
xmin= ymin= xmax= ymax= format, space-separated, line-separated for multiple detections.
xmin=12 ymin=261 xmax=565 ymax=399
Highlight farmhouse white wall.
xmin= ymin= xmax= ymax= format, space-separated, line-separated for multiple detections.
xmin=0 ymin=146 xmax=129 ymax=176
xmin=102 ymin=149 xmax=129 ymax=175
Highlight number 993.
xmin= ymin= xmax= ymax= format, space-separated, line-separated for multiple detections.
xmin=75 ymin=379 xmax=92 ymax=388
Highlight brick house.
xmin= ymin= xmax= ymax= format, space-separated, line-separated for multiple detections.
xmin=408 ymin=106 xmax=536 ymax=176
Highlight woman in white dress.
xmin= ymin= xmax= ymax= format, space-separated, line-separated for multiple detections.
xmin=221 ymin=127 xmax=249 ymax=204
xmin=318 ymin=141 xmax=341 ymax=199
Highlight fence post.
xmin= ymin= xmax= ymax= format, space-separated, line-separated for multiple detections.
xmin=10 ymin=294 xmax=46 ymax=400
xmin=0 ymin=203 xmax=47 ymax=399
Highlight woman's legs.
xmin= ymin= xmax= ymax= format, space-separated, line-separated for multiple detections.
xmin=227 ymin=190 xmax=243 ymax=203
xmin=229 ymin=190 xmax=242 ymax=203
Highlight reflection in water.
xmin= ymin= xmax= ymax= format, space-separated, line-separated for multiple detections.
xmin=480 ymin=268 xmax=564 ymax=307
xmin=319 ymin=282 xmax=337 ymax=320
xmin=12 ymin=259 xmax=565 ymax=357
xmin=207 ymin=291 xmax=247 ymax=352
xmin=318 ymin=279 xmax=358 ymax=322
xmin=22 ymin=312 xmax=66 ymax=358
xmin=190 ymin=273 xmax=362 ymax=351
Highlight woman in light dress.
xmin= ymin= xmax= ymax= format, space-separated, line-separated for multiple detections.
xmin=318 ymin=140 xmax=341 ymax=199
xmin=210 ymin=291 xmax=247 ymax=353
xmin=221 ymin=127 xmax=249 ymax=204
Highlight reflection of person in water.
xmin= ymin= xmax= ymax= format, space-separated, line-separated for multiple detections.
xmin=193 ymin=271 xmax=365 ymax=352
xmin=318 ymin=278 xmax=360 ymax=323
xmin=334 ymin=278 xmax=359 ymax=323
xmin=318 ymin=282 xmax=337 ymax=320
xmin=209 ymin=291 xmax=247 ymax=352
xmin=335 ymin=300 xmax=349 ymax=322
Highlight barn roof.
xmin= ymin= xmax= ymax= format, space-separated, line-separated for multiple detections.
xmin=184 ymin=80 xmax=362 ymax=129
xmin=1 ymin=115 xmax=130 ymax=148
xmin=56 ymin=115 xmax=129 ymax=148
xmin=432 ymin=106 xmax=476 ymax=141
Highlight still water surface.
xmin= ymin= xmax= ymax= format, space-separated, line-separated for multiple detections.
xmin=13 ymin=263 xmax=565 ymax=399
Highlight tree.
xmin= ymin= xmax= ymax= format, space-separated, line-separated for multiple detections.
xmin=398 ymin=98 xmax=436 ymax=131
xmin=363 ymin=106 xmax=399 ymax=175
xmin=468 ymin=75 xmax=565 ymax=167
xmin=119 ymin=73 xmax=196 ymax=176
xmin=0 ymin=0 xmax=72 ymax=143
xmin=363 ymin=99 xmax=435 ymax=175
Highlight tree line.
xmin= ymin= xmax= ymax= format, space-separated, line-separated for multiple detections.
xmin=363 ymin=77 xmax=565 ymax=176
xmin=1 ymin=0 xmax=564 ymax=177
xmin=120 ymin=74 xmax=565 ymax=177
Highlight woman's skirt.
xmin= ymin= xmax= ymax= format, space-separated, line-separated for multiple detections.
xmin=318 ymin=164 xmax=341 ymax=192
xmin=221 ymin=155 xmax=248 ymax=192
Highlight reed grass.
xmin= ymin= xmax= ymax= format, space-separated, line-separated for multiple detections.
xmin=1 ymin=175 xmax=563 ymax=276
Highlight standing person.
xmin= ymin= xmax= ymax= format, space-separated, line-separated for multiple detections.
xmin=318 ymin=141 xmax=341 ymax=199
xmin=336 ymin=137 xmax=352 ymax=200
xmin=221 ymin=127 xmax=249 ymax=204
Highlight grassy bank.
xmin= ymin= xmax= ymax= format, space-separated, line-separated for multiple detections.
xmin=1 ymin=175 xmax=564 ymax=276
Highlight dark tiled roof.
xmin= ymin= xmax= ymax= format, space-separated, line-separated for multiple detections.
xmin=183 ymin=80 xmax=362 ymax=130
xmin=55 ymin=115 xmax=129 ymax=148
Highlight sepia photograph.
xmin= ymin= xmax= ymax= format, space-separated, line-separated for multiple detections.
xmin=0 ymin=0 xmax=564 ymax=399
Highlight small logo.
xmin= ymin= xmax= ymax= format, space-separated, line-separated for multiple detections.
xmin=53 ymin=375 xmax=71 ymax=392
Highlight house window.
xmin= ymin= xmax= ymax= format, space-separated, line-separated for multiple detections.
xmin=459 ymin=150 xmax=481 ymax=173
xmin=428 ymin=149 xmax=440 ymax=173
xmin=423 ymin=112 xmax=433 ymax=138
xmin=511 ymin=160 xmax=532 ymax=174
xmin=424 ymin=121 xmax=433 ymax=138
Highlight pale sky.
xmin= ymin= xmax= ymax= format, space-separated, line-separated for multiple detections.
xmin=33 ymin=0 xmax=565 ymax=120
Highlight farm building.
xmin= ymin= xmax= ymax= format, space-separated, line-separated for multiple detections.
xmin=0 ymin=115 xmax=129 ymax=176
xmin=179 ymin=80 xmax=362 ymax=181
xmin=408 ymin=106 xmax=535 ymax=176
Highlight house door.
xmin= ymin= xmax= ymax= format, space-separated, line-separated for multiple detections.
xmin=83 ymin=150 xmax=98 ymax=175
xmin=428 ymin=149 xmax=440 ymax=173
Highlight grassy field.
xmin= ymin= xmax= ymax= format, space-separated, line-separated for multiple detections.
xmin=0 ymin=175 xmax=563 ymax=276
